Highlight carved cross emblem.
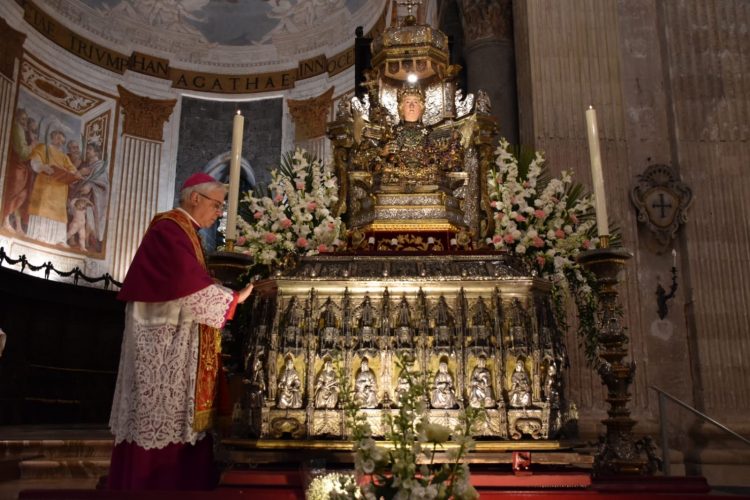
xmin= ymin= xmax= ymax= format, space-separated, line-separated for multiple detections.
xmin=630 ymin=164 xmax=693 ymax=247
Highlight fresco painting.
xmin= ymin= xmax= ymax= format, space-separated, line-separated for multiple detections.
xmin=79 ymin=0 xmax=368 ymax=45
xmin=0 ymin=61 xmax=114 ymax=257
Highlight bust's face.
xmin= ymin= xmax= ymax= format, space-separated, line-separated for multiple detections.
xmin=400 ymin=94 xmax=424 ymax=123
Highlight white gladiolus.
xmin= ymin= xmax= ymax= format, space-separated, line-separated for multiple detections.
xmin=231 ymin=148 xmax=342 ymax=268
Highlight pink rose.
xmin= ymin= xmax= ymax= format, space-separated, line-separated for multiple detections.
xmin=490 ymin=201 xmax=498 ymax=208
xmin=534 ymin=209 xmax=546 ymax=219
xmin=253 ymin=211 xmax=263 ymax=220
xmin=536 ymin=255 xmax=546 ymax=267
xmin=296 ymin=237 xmax=308 ymax=248
xmin=306 ymin=201 xmax=317 ymax=211
xmin=274 ymin=193 xmax=284 ymax=203
xmin=318 ymin=244 xmax=328 ymax=253
xmin=514 ymin=214 xmax=526 ymax=222
xmin=570 ymin=214 xmax=578 ymax=224
xmin=555 ymin=228 xmax=565 ymax=239
xmin=236 ymin=236 xmax=247 ymax=246
xmin=296 ymin=181 xmax=305 ymax=190
xmin=503 ymin=234 xmax=515 ymax=244
xmin=533 ymin=236 xmax=545 ymax=248
xmin=264 ymin=233 xmax=277 ymax=244
xmin=280 ymin=218 xmax=292 ymax=228
xmin=492 ymin=235 xmax=502 ymax=244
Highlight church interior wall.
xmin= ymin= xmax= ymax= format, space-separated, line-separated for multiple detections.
xmin=0 ymin=0 xmax=363 ymax=427
xmin=0 ymin=1 xmax=352 ymax=284
xmin=513 ymin=0 xmax=750 ymax=477
xmin=0 ymin=0 xmax=748 ymax=482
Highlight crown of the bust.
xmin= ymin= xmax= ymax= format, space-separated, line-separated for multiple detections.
xmin=397 ymin=84 xmax=424 ymax=101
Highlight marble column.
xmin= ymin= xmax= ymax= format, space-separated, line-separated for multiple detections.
xmin=457 ymin=0 xmax=518 ymax=145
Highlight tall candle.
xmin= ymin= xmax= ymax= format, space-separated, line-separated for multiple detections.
xmin=585 ymin=106 xmax=609 ymax=238
xmin=226 ymin=109 xmax=244 ymax=243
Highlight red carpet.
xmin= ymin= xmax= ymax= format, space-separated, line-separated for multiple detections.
xmin=19 ymin=471 xmax=743 ymax=499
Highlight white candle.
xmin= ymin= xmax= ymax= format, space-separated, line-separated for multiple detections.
xmin=672 ymin=249 xmax=677 ymax=268
xmin=585 ymin=106 xmax=609 ymax=238
xmin=226 ymin=110 xmax=244 ymax=242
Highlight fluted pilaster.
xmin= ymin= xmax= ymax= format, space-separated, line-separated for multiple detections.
xmin=110 ymin=86 xmax=176 ymax=281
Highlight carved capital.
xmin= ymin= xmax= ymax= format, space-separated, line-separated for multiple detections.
xmin=458 ymin=0 xmax=513 ymax=46
xmin=117 ymin=85 xmax=176 ymax=142
xmin=287 ymin=87 xmax=334 ymax=140
xmin=0 ymin=17 xmax=26 ymax=79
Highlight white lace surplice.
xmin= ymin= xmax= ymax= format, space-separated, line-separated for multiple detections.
xmin=109 ymin=284 xmax=234 ymax=449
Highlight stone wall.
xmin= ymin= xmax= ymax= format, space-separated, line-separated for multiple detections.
xmin=513 ymin=0 xmax=750 ymax=483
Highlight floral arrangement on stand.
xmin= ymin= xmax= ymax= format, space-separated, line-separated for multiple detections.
xmin=486 ymin=138 xmax=608 ymax=366
xmin=229 ymin=148 xmax=344 ymax=277
xmin=326 ymin=358 xmax=481 ymax=500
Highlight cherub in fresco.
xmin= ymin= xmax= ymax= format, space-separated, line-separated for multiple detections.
xmin=67 ymin=197 xmax=93 ymax=251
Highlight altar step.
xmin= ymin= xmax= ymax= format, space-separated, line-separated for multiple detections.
xmin=0 ymin=426 xmax=112 ymax=482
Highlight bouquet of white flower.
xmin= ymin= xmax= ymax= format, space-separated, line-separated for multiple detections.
xmin=333 ymin=358 xmax=480 ymax=500
xmin=487 ymin=139 xmax=606 ymax=366
xmin=230 ymin=148 xmax=344 ymax=274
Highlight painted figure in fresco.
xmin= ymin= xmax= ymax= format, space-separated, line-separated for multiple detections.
xmin=66 ymin=197 xmax=93 ymax=251
xmin=509 ymin=359 xmax=533 ymax=409
xmin=277 ymin=356 xmax=303 ymax=409
xmin=69 ymin=142 xmax=109 ymax=249
xmin=355 ymin=357 xmax=378 ymax=408
xmin=26 ymin=129 xmax=82 ymax=246
xmin=1 ymin=108 xmax=37 ymax=233
xmin=313 ymin=358 xmax=339 ymax=409
xmin=430 ymin=359 xmax=457 ymax=409
xmin=25 ymin=118 xmax=39 ymax=146
xmin=67 ymin=140 xmax=82 ymax=168
xmin=468 ymin=355 xmax=496 ymax=409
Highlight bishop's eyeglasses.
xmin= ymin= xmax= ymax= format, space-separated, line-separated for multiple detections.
xmin=196 ymin=192 xmax=226 ymax=212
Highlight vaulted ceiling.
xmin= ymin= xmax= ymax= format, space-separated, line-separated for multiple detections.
xmin=42 ymin=0 xmax=387 ymax=71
